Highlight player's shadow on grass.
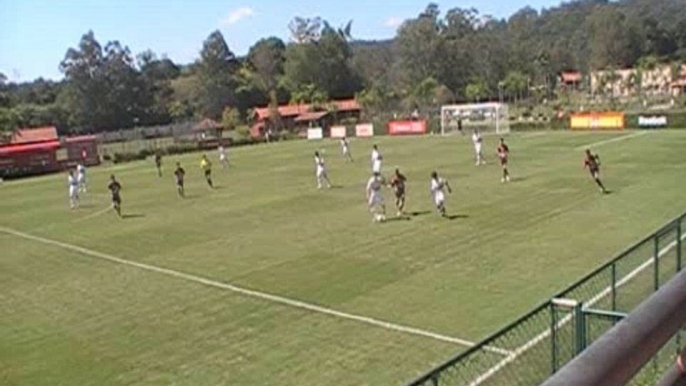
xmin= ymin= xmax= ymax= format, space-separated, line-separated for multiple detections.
xmin=410 ymin=211 xmax=431 ymax=217
xmin=446 ymin=214 xmax=469 ymax=221
xmin=122 ymin=214 xmax=146 ymax=220
xmin=385 ymin=216 xmax=412 ymax=223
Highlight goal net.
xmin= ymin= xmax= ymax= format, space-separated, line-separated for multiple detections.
xmin=441 ymin=102 xmax=510 ymax=136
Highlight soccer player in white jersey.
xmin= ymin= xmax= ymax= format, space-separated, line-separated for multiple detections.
xmin=218 ymin=145 xmax=229 ymax=168
xmin=430 ymin=171 xmax=452 ymax=217
xmin=341 ymin=137 xmax=353 ymax=162
xmin=68 ymin=170 xmax=80 ymax=209
xmin=314 ymin=151 xmax=332 ymax=189
xmin=77 ymin=164 xmax=87 ymax=193
xmin=366 ymin=172 xmax=387 ymax=222
xmin=371 ymin=144 xmax=383 ymax=174
xmin=472 ymin=129 xmax=485 ymax=166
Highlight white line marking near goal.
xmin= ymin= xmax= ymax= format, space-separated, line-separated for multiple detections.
xmin=468 ymin=232 xmax=685 ymax=386
xmin=74 ymin=206 xmax=113 ymax=223
xmin=0 ymin=226 xmax=512 ymax=356
xmin=574 ymin=131 xmax=650 ymax=151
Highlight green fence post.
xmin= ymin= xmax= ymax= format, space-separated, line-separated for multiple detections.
xmin=677 ymin=221 xmax=682 ymax=273
xmin=654 ymin=237 xmax=660 ymax=291
xmin=575 ymin=303 xmax=586 ymax=355
xmin=551 ymin=303 xmax=558 ymax=374
xmin=431 ymin=374 xmax=439 ymax=386
xmin=611 ymin=263 xmax=617 ymax=312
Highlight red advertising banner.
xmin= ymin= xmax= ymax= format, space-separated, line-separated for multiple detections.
xmin=388 ymin=120 xmax=427 ymax=135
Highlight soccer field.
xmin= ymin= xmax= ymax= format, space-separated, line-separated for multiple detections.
xmin=2 ymin=130 xmax=686 ymax=386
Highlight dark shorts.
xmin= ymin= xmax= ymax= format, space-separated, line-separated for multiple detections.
xmin=500 ymin=157 xmax=508 ymax=166
xmin=589 ymin=168 xmax=600 ymax=178
xmin=112 ymin=195 xmax=121 ymax=205
xmin=395 ymin=189 xmax=406 ymax=199
xmin=205 ymin=170 xmax=212 ymax=178
xmin=176 ymin=180 xmax=184 ymax=187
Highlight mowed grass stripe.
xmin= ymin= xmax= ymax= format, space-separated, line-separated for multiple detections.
xmin=0 ymin=226 xmax=503 ymax=353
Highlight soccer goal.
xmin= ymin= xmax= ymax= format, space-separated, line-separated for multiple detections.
xmin=440 ymin=102 xmax=510 ymax=136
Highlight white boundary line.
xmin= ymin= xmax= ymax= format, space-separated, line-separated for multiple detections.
xmin=0 ymin=226 xmax=512 ymax=356
xmin=74 ymin=206 xmax=113 ymax=223
xmin=574 ymin=131 xmax=650 ymax=151
xmin=468 ymin=232 xmax=685 ymax=386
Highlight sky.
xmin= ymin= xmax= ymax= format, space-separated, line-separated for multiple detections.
xmin=0 ymin=0 xmax=566 ymax=82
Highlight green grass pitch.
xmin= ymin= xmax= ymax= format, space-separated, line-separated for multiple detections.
xmin=2 ymin=130 xmax=686 ymax=386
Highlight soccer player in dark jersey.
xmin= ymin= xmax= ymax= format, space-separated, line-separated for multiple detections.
xmin=108 ymin=175 xmax=122 ymax=217
xmin=390 ymin=168 xmax=407 ymax=217
xmin=584 ymin=149 xmax=608 ymax=194
xmin=154 ymin=152 xmax=163 ymax=177
xmin=497 ymin=138 xmax=511 ymax=183
xmin=174 ymin=162 xmax=186 ymax=198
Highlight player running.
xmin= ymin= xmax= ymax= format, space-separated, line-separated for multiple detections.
xmin=584 ymin=149 xmax=609 ymax=194
xmin=431 ymin=171 xmax=452 ymax=217
xmin=314 ymin=151 xmax=332 ymax=190
xmin=497 ymin=138 xmax=511 ymax=183
xmin=154 ymin=152 xmax=163 ymax=177
xmin=472 ymin=129 xmax=485 ymax=166
xmin=200 ymin=155 xmax=214 ymax=189
xmin=218 ymin=145 xmax=229 ymax=168
xmin=77 ymin=164 xmax=88 ymax=193
xmin=371 ymin=144 xmax=383 ymax=174
xmin=390 ymin=168 xmax=407 ymax=217
xmin=174 ymin=162 xmax=186 ymax=198
xmin=68 ymin=169 xmax=80 ymax=209
xmin=108 ymin=175 xmax=122 ymax=217
xmin=366 ymin=172 xmax=387 ymax=223
xmin=341 ymin=137 xmax=353 ymax=162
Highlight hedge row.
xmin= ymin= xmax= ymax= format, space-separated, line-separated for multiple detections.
xmin=107 ymin=137 xmax=264 ymax=164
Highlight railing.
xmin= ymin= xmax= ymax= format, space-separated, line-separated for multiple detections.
xmin=404 ymin=212 xmax=685 ymax=386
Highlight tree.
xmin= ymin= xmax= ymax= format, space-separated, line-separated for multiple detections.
xmin=283 ymin=21 xmax=361 ymax=99
xmin=248 ymin=37 xmax=286 ymax=94
xmin=503 ymin=71 xmax=529 ymax=102
xmin=59 ymin=30 xmax=106 ymax=130
xmin=221 ymin=107 xmax=241 ymax=132
xmin=288 ymin=17 xmax=322 ymax=43
xmin=195 ymin=30 xmax=238 ymax=119
xmin=465 ymin=78 xmax=490 ymax=102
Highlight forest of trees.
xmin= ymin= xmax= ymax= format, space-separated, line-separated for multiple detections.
xmin=1 ymin=0 xmax=685 ymax=134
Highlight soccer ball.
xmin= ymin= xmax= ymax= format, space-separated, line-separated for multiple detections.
xmin=374 ymin=213 xmax=386 ymax=223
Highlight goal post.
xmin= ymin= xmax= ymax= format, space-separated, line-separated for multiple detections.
xmin=441 ymin=102 xmax=510 ymax=136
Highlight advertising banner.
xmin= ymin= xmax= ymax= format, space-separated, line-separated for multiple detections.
xmin=388 ymin=120 xmax=428 ymax=135
xmin=570 ymin=112 xmax=625 ymax=130
xmin=355 ymin=123 xmax=374 ymax=137
xmin=638 ymin=116 xmax=668 ymax=128
xmin=307 ymin=128 xmax=323 ymax=140
xmin=330 ymin=126 xmax=347 ymax=138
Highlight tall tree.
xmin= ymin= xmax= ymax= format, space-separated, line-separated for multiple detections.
xmin=195 ymin=30 xmax=238 ymax=119
xmin=248 ymin=37 xmax=286 ymax=94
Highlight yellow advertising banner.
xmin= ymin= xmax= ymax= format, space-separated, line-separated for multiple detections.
xmin=570 ymin=112 xmax=625 ymax=130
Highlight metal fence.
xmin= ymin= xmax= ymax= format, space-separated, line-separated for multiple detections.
xmin=405 ymin=212 xmax=685 ymax=386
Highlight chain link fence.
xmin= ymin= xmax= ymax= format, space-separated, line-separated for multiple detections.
xmin=405 ymin=212 xmax=685 ymax=386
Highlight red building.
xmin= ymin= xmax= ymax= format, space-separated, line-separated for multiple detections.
xmin=0 ymin=127 xmax=100 ymax=178
xmin=250 ymin=99 xmax=361 ymax=139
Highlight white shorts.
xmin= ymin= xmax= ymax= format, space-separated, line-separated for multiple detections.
xmin=78 ymin=175 xmax=86 ymax=184
xmin=372 ymin=160 xmax=382 ymax=174
xmin=220 ymin=155 xmax=227 ymax=162
xmin=69 ymin=187 xmax=79 ymax=198
xmin=316 ymin=167 xmax=326 ymax=178
xmin=474 ymin=144 xmax=482 ymax=154
xmin=369 ymin=193 xmax=384 ymax=207
xmin=434 ymin=192 xmax=445 ymax=207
